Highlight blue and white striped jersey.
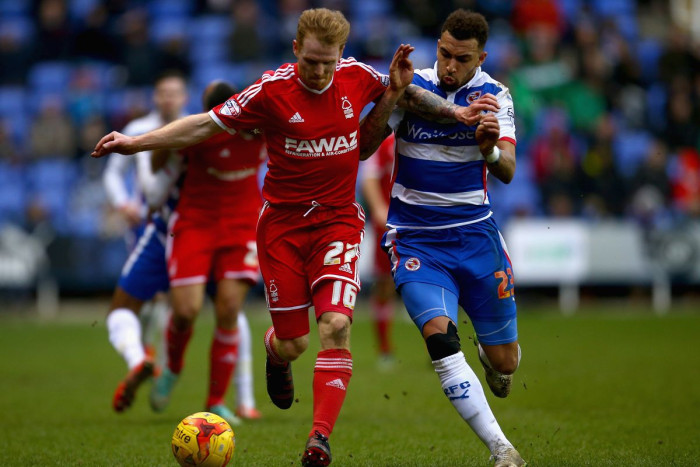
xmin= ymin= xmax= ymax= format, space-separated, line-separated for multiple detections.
xmin=387 ymin=65 xmax=516 ymax=229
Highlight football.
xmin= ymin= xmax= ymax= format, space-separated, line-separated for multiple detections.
xmin=171 ymin=412 xmax=235 ymax=466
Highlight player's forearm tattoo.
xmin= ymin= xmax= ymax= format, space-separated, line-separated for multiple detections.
xmin=359 ymin=93 xmax=396 ymax=160
xmin=400 ymin=84 xmax=458 ymax=123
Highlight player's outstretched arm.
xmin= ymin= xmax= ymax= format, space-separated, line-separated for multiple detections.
xmin=359 ymin=44 xmax=414 ymax=160
xmin=91 ymin=113 xmax=223 ymax=158
xmin=398 ymin=88 xmax=500 ymax=126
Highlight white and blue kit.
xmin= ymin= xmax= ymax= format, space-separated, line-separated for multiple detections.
xmin=383 ymin=65 xmax=518 ymax=345
xmin=117 ymin=196 xmax=178 ymax=301
xmin=103 ymin=111 xmax=184 ymax=301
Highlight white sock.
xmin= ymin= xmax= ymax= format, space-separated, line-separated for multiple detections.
xmin=107 ymin=308 xmax=146 ymax=370
xmin=140 ymin=298 xmax=169 ymax=348
xmin=233 ymin=311 xmax=256 ymax=408
xmin=433 ymin=352 xmax=512 ymax=455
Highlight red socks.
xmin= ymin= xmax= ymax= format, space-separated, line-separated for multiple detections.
xmin=311 ymin=349 xmax=353 ymax=437
xmin=206 ymin=327 xmax=239 ymax=408
xmin=264 ymin=326 xmax=286 ymax=365
xmin=371 ymin=298 xmax=394 ymax=355
xmin=165 ymin=316 xmax=192 ymax=374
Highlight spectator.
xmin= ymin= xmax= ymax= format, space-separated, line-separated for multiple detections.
xmin=76 ymin=114 xmax=108 ymax=159
xmin=0 ymin=24 xmax=32 ymax=85
xmin=531 ymin=108 xmax=584 ymax=217
xmin=157 ymin=36 xmax=192 ymax=79
xmin=628 ymin=139 xmax=673 ymax=227
xmin=510 ymin=0 xmax=564 ymax=37
xmin=228 ymin=0 xmax=266 ymax=62
xmin=118 ymin=9 xmax=159 ymax=86
xmin=32 ymin=0 xmax=73 ymax=63
xmin=68 ymin=66 xmax=104 ymax=128
xmin=663 ymin=85 xmax=699 ymax=152
xmin=579 ymin=114 xmax=627 ymax=218
xmin=0 ymin=120 xmax=22 ymax=165
xmin=658 ymin=27 xmax=699 ymax=87
xmin=72 ymin=3 xmax=118 ymax=62
xmin=29 ymin=96 xmax=76 ymax=160
xmin=671 ymin=148 xmax=700 ymax=218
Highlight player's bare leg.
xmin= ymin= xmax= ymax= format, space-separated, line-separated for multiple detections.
xmin=107 ymin=287 xmax=155 ymax=412
xmin=478 ymin=341 xmax=521 ymax=398
xmin=264 ymin=328 xmax=307 ymax=409
xmin=150 ymin=283 xmax=203 ymax=412
xmin=205 ymin=279 xmax=248 ymax=426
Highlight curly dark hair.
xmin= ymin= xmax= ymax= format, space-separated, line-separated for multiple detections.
xmin=441 ymin=9 xmax=489 ymax=49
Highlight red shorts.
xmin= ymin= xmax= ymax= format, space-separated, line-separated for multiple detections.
xmin=373 ymin=222 xmax=392 ymax=276
xmin=167 ymin=212 xmax=259 ymax=287
xmin=257 ymin=201 xmax=366 ymax=339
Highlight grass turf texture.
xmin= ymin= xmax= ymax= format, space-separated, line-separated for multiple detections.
xmin=1 ymin=299 xmax=698 ymax=466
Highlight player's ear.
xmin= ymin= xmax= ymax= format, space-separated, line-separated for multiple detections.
xmin=478 ymin=50 xmax=487 ymax=66
xmin=293 ymin=39 xmax=299 ymax=57
xmin=338 ymin=43 xmax=345 ymax=58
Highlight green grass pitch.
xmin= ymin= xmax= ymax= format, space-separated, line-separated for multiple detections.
xmin=1 ymin=298 xmax=698 ymax=466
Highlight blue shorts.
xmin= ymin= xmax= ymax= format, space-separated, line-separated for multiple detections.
xmin=118 ymin=217 xmax=170 ymax=301
xmin=383 ymin=217 xmax=517 ymax=343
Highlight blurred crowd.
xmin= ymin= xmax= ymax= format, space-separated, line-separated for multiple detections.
xmin=0 ymin=0 xmax=699 ymax=241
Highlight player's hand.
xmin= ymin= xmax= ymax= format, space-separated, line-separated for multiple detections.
xmin=91 ymin=131 xmax=139 ymax=158
xmin=454 ymin=93 xmax=500 ymax=126
xmin=388 ymin=43 xmax=415 ymax=94
xmin=117 ymin=203 xmax=142 ymax=227
xmin=475 ymin=113 xmax=500 ymax=155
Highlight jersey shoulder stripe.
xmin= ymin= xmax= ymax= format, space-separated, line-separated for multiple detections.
xmin=237 ymin=65 xmax=296 ymax=106
xmin=336 ymin=58 xmax=385 ymax=82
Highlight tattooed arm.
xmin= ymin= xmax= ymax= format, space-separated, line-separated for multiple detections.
xmin=359 ymin=44 xmax=414 ymax=160
xmin=359 ymin=109 xmax=394 ymax=161
xmin=398 ymin=84 xmax=500 ymax=125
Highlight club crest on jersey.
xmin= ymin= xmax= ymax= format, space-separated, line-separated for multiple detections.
xmin=405 ymin=257 xmax=421 ymax=271
xmin=341 ymin=96 xmax=354 ymax=119
xmin=267 ymin=280 xmax=279 ymax=303
xmin=467 ymin=91 xmax=482 ymax=103
xmin=221 ymin=98 xmax=241 ymax=117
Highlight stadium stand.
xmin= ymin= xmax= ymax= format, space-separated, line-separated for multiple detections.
xmin=0 ymin=0 xmax=697 ymax=300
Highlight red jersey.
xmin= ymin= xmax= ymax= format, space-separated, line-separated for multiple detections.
xmin=363 ymin=133 xmax=396 ymax=208
xmin=177 ymin=131 xmax=265 ymax=224
xmin=209 ymin=59 xmax=388 ymax=207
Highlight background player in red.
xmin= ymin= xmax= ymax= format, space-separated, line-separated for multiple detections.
xmin=360 ymin=133 xmax=398 ymax=368
xmin=91 ymin=9 xmax=498 ymax=466
xmin=148 ymin=81 xmax=266 ymax=426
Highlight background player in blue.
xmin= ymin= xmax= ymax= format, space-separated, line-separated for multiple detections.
xmin=106 ymin=79 xmax=261 ymax=421
xmin=104 ymin=71 xmax=188 ymax=413
xmin=377 ymin=10 xmax=525 ymax=467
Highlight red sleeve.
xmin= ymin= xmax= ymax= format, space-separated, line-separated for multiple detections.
xmin=208 ymin=74 xmax=270 ymax=133
xmin=349 ymin=59 xmax=389 ymax=105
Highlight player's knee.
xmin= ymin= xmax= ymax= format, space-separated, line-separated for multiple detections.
xmin=277 ymin=335 xmax=308 ymax=361
xmin=172 ymin=303 xmax=199 ymax=323
xmin=425 ymin=321 xmax=461 ymax=361
xmin=493 ymin=355 xmax=519 ymax=375
xmin=318 ymin=312 xmax=351 ymax=347
xmin=484 ymin=343 xmax=520 ymax=374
